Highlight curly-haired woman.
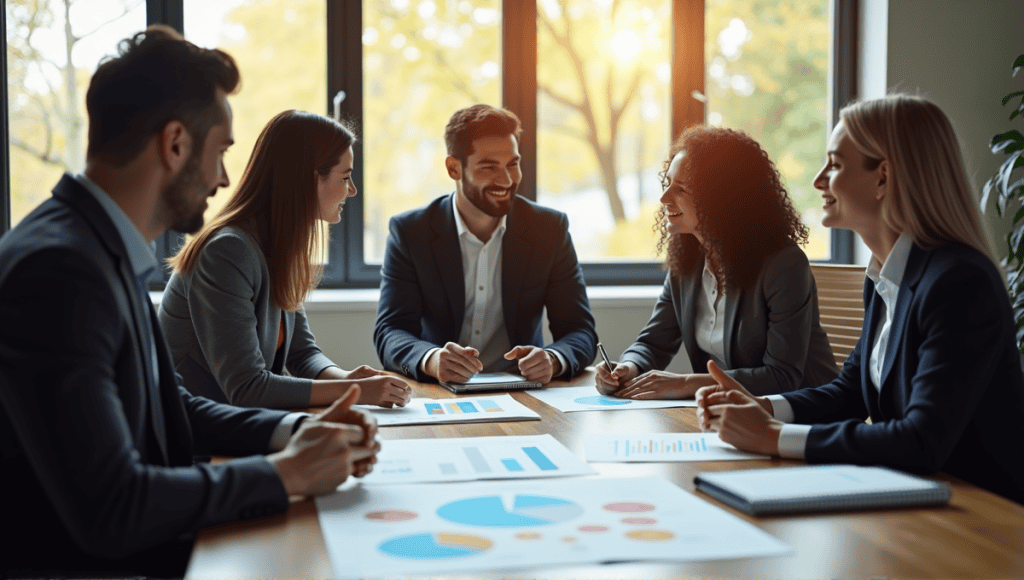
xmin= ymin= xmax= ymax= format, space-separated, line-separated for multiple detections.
xmin=596 ymin=126 xmax=839 ymax=398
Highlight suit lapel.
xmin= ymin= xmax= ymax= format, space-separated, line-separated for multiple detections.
xmin=722 ymin=284 xmax=743 ymax=365
xmin=878 ymin=245 xmax=927 ymax=390
xmin=678 ymin=266 xmax=701 ymax=372
xmin=55 ymin=176 xmax=170 ymax=465
xmin=501 ymin=200 xmax=531 ymax=340
xmin=432 ymin=194 xmax=465 ymax=331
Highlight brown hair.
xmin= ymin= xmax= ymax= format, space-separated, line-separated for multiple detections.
xmin=86 ymin=24 xmax=240 ymax=166
xmin=169 ymin=110 xmax=356 ymax=311
xmin=655 ymin=126 xmax=809 ymax=289
xmin=444 ymin=104 xmax=523 ymax=164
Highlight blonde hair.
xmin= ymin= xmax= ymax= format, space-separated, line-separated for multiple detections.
xmin=839 ymin=94 xmax=997 ymax=265
xmin=169 ymin=110 xmax=355 ymax=311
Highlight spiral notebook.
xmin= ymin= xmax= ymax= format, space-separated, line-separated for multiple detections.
xmin=694 ymin=464 xmax=951 ymax=515
xmin=440 ymin=372 xmax=541 ymax=394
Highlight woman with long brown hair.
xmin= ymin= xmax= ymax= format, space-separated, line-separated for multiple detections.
xmin=159 ymin=110 xmax=411 ymax=409
xmin=596 ymin=126 xmax=838 ymax=398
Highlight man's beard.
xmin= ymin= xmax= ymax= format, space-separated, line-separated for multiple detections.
xmin=463 ymin=173 xmax=516 ymax=218
xmin=164 ymin=154 xmax=210 ymax=234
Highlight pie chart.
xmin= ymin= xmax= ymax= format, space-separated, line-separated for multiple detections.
xmin=573 ymin=395 xmax=631 ymax=406
xmin=378 ymin=532 xmax=492 ymax=559
xmin=437 ymin=494 xmax=584 ymax=527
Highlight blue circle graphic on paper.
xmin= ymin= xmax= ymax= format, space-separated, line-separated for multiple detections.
xmin=378 ymin=532 xmax=491 ymax=559
xmin=573 ymin=395 xmax=632 ymax=406
xmin=437 ymin=494 xmax=583 ymax=527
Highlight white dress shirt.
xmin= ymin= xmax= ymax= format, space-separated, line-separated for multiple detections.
xmin=74 ymin=173 xmax=301 ymax=450
xmin=695 ymin=261 xmax=728 ymax=367
xmin=420 ymin=198 xmax=567 ymax=375
xmin=768 ymin=234 xmax=914 ymax=459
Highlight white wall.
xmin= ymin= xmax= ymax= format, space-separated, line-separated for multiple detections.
xmin=307 ymin=1 xmax=1024 ymax=372
xmin=857 ymin=0 xmax=1024 ymax=263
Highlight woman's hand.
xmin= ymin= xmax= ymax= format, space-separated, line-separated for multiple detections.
xmin=695 ymin=361 xmax=781 ymax=456
xmin=354 ymin=375 xmax=413 ymax=408
xmin=595 ymin=361 xmax=638 ymax=395
xmin=614 ymin=370 xmax=715 ymax=400
xmin=341 ymin=365 xmax=384 ymax=380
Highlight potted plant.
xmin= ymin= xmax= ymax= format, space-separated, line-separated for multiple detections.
xmin=983 ymin=54 xmax=1024 ymax=353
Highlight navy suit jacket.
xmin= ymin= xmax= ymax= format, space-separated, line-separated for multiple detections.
xmin=782 ymin=242 xmax=1024 ymax=505
xmin=374 ymin=193 xmax=597 ymax=382
xmin=0 ymin=175 xmax=291 ymax=575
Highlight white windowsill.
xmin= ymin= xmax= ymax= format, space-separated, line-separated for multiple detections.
xmin=150 ymin=285 xmax=663 ymax=313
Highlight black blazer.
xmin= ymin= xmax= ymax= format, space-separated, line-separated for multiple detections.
xmin=782 ymin=242 xmax=1024 ymax=505
xmin=374 ymin=193 xmax=597 ymax=382
xmin=620 ymin=244 xmax=838 ymax=395
xmin=0 ymin=175 xmax=290 ymax=575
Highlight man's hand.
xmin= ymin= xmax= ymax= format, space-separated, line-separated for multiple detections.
xmin=614 ymin=370 xmax=714 ymax=400
xmin=695 ymin=361 xmax=781 ymax=456
xmin=268 ymin=386 xmax=378 ymax=496
xmin=505 ymin=345 xmax=559 ymax=383
xmin=426 ymin=342 xmax=482 ymax=383
xmin=595 ymin=361 xmax=638 ymax=395
xmin=316 ymin=385 xmax=381 ymax=477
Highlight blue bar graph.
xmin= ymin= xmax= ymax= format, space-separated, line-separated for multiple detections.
xmin=523 ymin=447 xmax=558 ymax=471
xmin=457 ymin=402 xmax=479 ymax=413
xmin=501 ymin=459 xmax=524 ymax=472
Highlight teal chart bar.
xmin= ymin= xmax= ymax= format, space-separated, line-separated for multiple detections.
xmin=501 ymin=459 xmax=524 ymax=472
xmin=523 ymin=447 xmax=557 ymax=471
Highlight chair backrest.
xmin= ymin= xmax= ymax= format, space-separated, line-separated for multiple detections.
xmin=810 ymin=263 xmax=866 ymax=369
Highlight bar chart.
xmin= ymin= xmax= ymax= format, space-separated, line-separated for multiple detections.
xmin=584 ymin=433 xmax=769 ymax=462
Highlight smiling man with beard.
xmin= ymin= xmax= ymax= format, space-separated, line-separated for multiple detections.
xmin=375 ymin=104 xmax=597 ymax=385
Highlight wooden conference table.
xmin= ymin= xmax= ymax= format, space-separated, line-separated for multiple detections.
xmin=185 ymin=369 xmax=1024 ymax=579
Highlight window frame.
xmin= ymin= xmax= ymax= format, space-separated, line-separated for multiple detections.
xmin=0 ymin=0 xmax=856 ymax=285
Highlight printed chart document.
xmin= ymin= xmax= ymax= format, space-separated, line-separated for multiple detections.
xmin=316 ymin=476 xmax=790 ymax=577
xmin=585 ymin=433 xmax=769 ymax=462
xmin=694 ymin=464 xmax=952 ymax=515
xmin=359 ymin=394 xmax=539 ymax=426
xmin=527 ymin=385 xmax=696 ymax=412
xmin=360 ymin=434 xmax=595 ymax=484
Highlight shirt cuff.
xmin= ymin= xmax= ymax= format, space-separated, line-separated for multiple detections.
xmin=419 ymin=348 xmax=441 ymax=375
xmin=777 ymin=424 xmax=812 ymax=459
xmin=766 ymin=394 xmax=796 ymax=422
xmin=546 ymin=349 xmax=569 ymax=377
xmin=269 ymin=413 xmax=311 ymax=451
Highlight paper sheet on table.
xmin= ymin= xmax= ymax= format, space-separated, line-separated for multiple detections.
xmin=585 ymin=432 xmax=769 ymax=462
xmin=361 ymin=434 xmax=595 ymax=484
xmin=527 ymin=385 xmax=696 ymax=412
xmin=358 ymin=394 xmax=539 ymax=426
xmin=316 ymin=476 xmax=791 ymax=577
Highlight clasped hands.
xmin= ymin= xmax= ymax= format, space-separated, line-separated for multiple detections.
xmin=427 ymin=342 xmax=561 ymax=384
xmin=268 ymin=384 xmax=380 ymax=497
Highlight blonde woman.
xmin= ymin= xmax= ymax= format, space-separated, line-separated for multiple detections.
xmin=695 ymin=94 xmax=1024 ymax=505
xmin=159 ymin=110 xmax=411 ymax=409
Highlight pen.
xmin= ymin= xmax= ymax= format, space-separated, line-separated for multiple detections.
xmin=597 ymin=342 xmax=616 ymax=372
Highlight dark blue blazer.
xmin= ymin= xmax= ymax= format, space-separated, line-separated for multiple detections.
xmin=782 ymin=242 xmax=1024 ymax=505
xmin=0 ymin=175 xmax=290 ymax=575
xmin=374 ymin=193 xmax=597 ymax=382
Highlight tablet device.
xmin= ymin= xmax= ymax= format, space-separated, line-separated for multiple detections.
xmin=440 ymin=372 xmax=541 ymax=394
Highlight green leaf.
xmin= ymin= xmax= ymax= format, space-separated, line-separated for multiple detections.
xmin=1000 ymin=150 xmax=1024 ymax=199
xmin=1013 ymin=109 xmax=1021 ymax=122
xmin=1014 ymin=54 xmax=1024 ymax=76
xmin=1012 ymin=205 xmax=1024 ymax=226
xmin=982 ymin=176 xmax=997 ymax=213
xmin=1004 ymin=91 xmax=1024 ymax=106
xmin=992 ymin=130 xmax=1024 ymax=154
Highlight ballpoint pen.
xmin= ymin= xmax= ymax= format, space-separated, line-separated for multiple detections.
xmin=597 ymin=342 xmax=616 ymax=372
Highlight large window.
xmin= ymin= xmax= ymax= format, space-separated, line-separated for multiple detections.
xmin=3 ymin=0 xmax=854 ymax=287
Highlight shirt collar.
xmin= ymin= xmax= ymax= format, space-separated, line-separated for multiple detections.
xmin=866 ymin=232 xmax=914 ymax=289
xmin=452 ymin=193 xmax=507 ymax=244
xmin=73 ymin=173 xmax=158 ymax=281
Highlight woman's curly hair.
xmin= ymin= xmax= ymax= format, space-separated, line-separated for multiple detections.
xmin=655 ymin=126 xmax=809 ymax=289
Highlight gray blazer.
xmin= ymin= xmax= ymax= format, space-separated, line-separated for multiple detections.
xmin=620 ymin=244 xmax=838 ymax=395
xmin=158 ymin=226 xmax=336 ymax=408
